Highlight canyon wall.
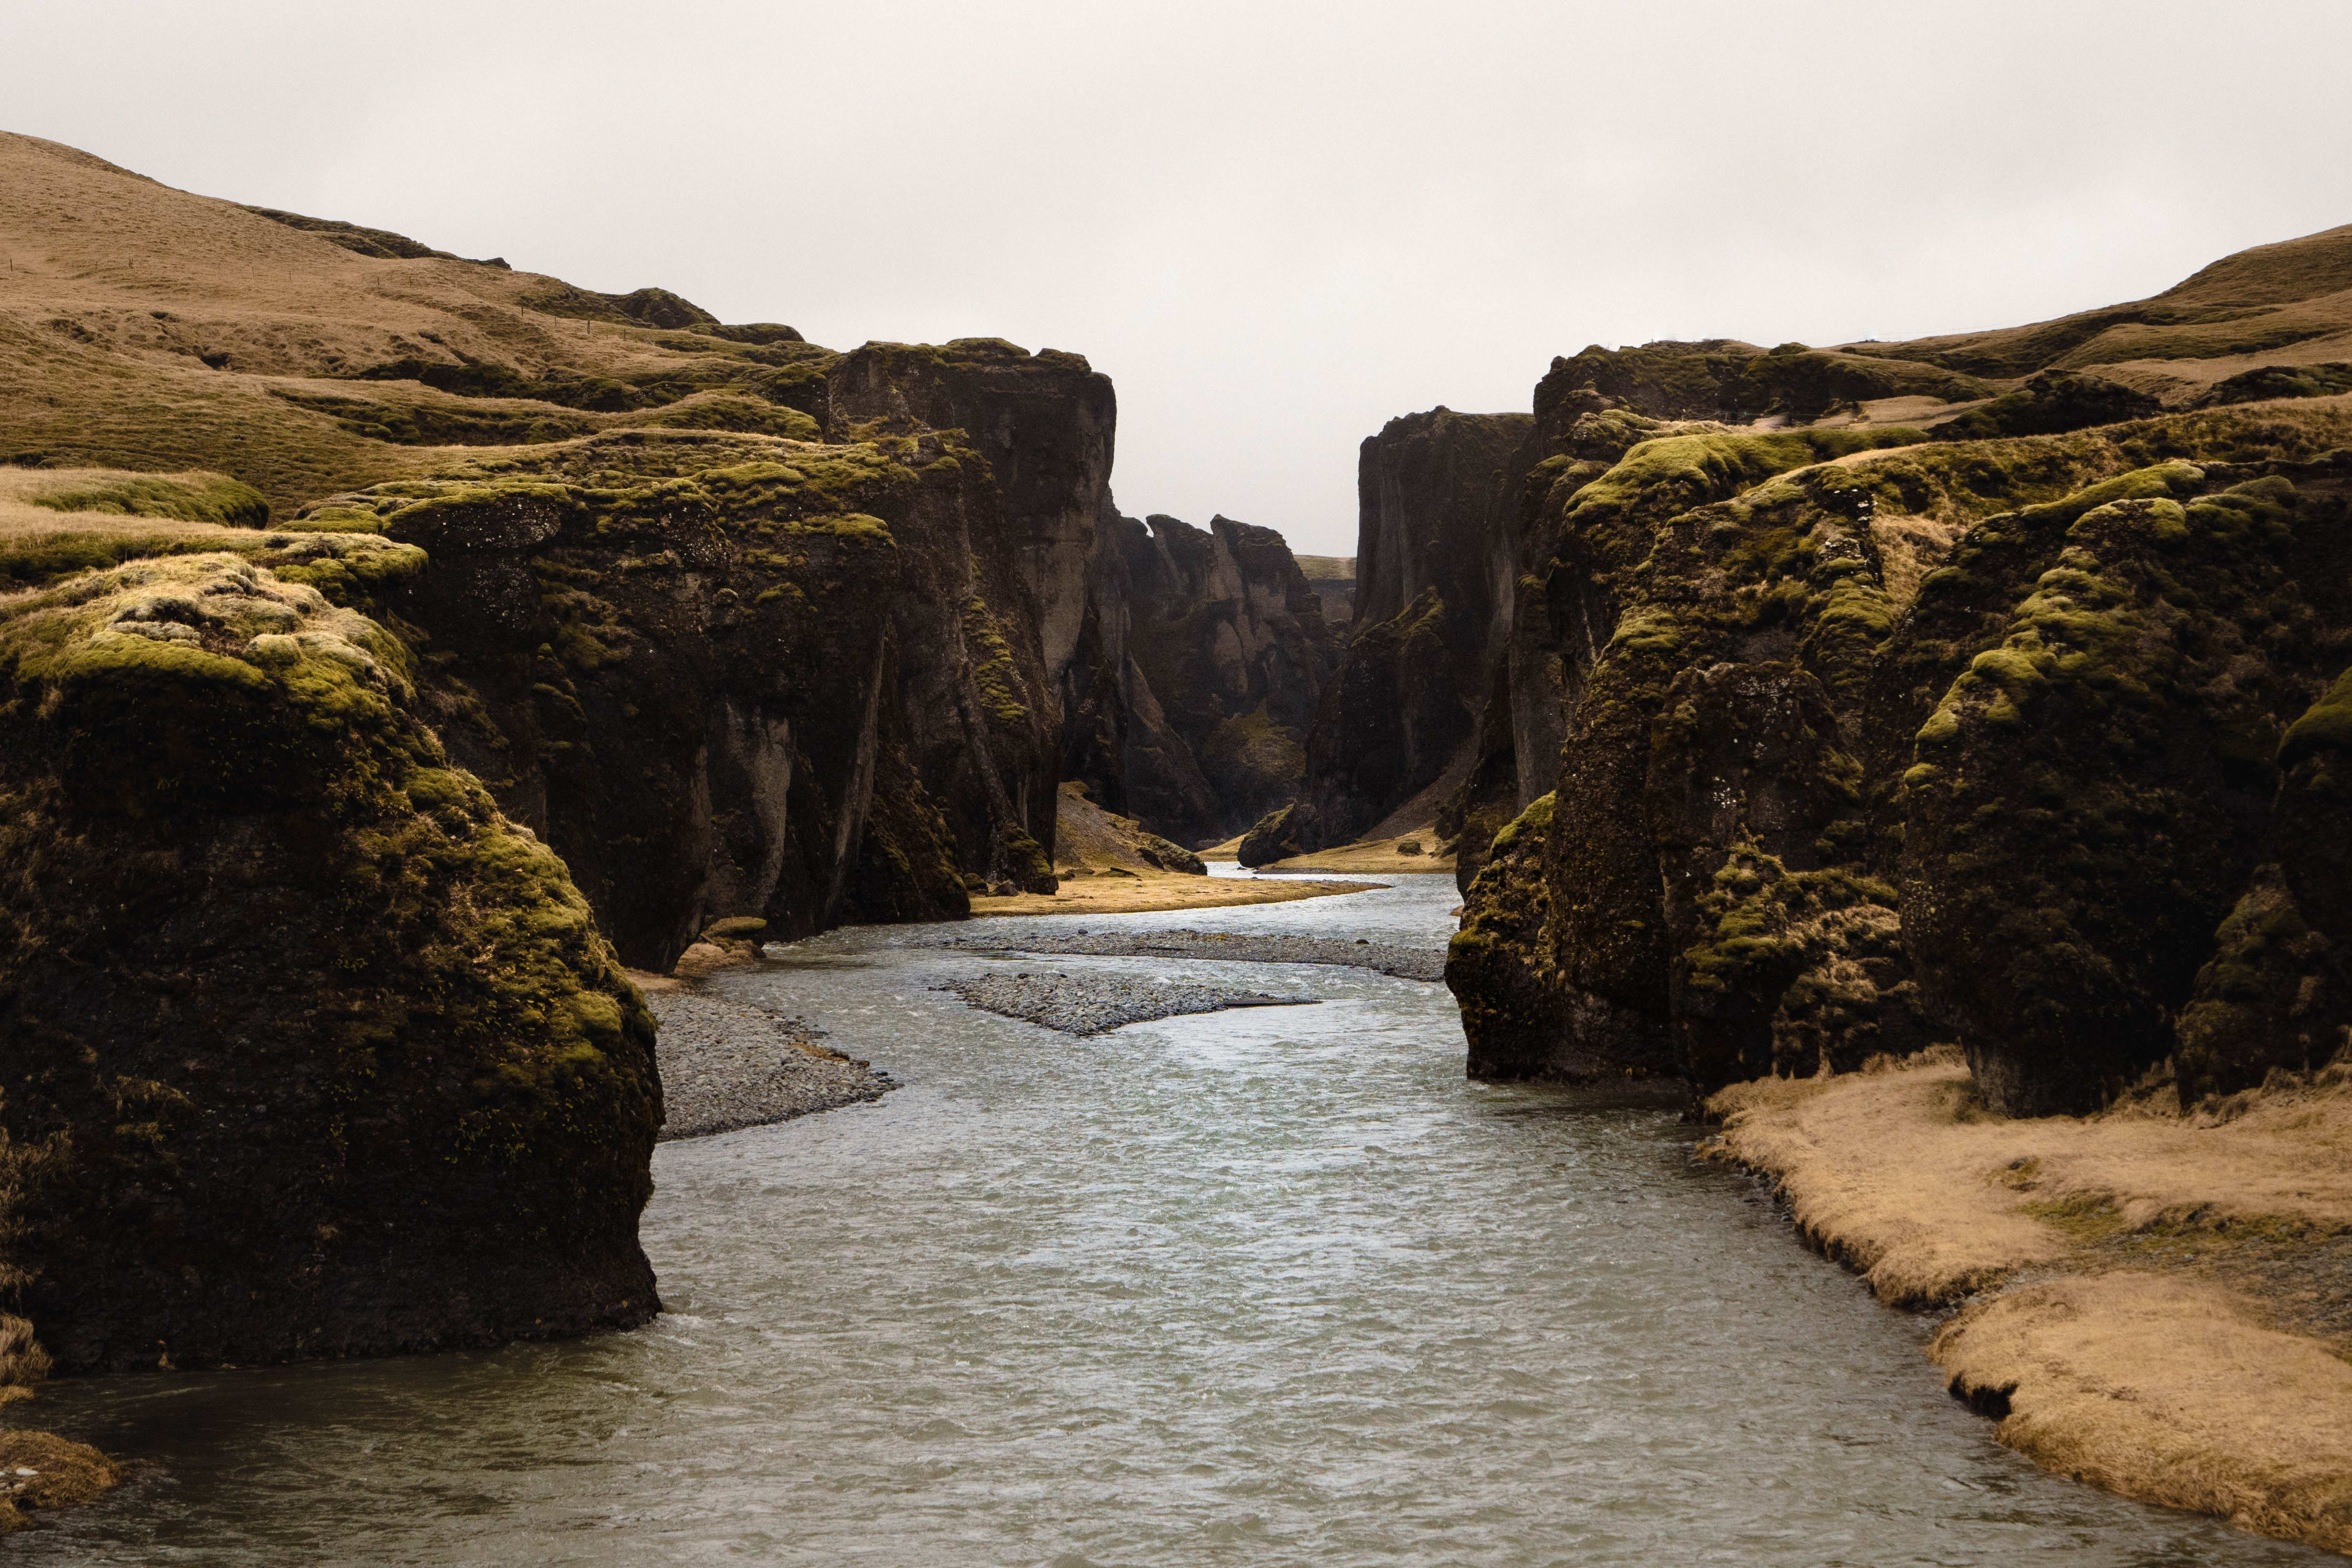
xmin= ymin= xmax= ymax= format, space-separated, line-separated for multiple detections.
xmin=0 ymin=540 xmax=661 ymax=1371
xmin=1063 ymin=510 xmax=1338 ymax=846
xmin=0 ymin=134 xmax=1117 ymax=1368
xmin=1442 ymin=223 xmax=2352 ymax=1113
xmin=1248 ymin=410 xmax=1534 ymax=864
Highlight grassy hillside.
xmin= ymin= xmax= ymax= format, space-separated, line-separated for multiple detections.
xmin=0 ymin=132 xmax=829 ymax=514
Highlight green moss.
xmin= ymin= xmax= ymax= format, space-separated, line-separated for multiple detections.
xmin=26 ymin=472 xmax=270 ymax=528
xmin=612 ymin=393 xmax=820 ymax=440
xmin=2279 ymin=666 xmax=2352 ymax=769
xmin=1565 ymin=426 xmax=1926 ymax=558
xmin=1488 ymin=791 xmax=1555 ymax=856
xmin=962 ymin=595 xmax=1030 ymax=728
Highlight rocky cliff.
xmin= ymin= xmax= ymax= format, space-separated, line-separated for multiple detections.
xmin=0 ymin=538 xmax=660 ymax=1371
xmin=1443 ymin=224 xmax=2352 ymax=1114
xmin=1439 ymin=230 xmax=2352 ymax=1114
xmin=1249 ymin=410 xmax=1534 ymax=865
xmin=0 ymin=135 xmax=1140 ymax=1371
xmin=1062 ymin=508 xmax=1338 ymax=846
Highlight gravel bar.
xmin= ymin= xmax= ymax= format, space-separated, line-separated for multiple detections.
xmin=647 ymin=989 xmax=896 ymax=1141
xmin=938 ymin=928 xmax=1447 ymax=982
xmin=935 ymin=971 xmax=1319 ymax=1036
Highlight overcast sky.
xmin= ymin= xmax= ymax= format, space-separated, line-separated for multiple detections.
xmin=9 ymin=2 xmax=2351 ymax=554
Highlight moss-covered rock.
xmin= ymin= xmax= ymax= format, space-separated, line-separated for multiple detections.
xmin=0 ymin=554 xmax=659 ymax=1371
xmin=1646 ymin=662 xmax=1925 ymax=1086
xmin=1237 ymin=801 xmax=1316 ymax=868
xmin=2174 ymin=866 xmax=2348 ymax=1105
xmin=2193 ymin=362 xmax=2352 ymax=408
xmin=1542 ymin=340 xmax=1988 ymax=423
xmin=1898 ymin=465 xmax=2350 ymax=1112
xmin=1929 ymin=370 xmax=2161 ymax=442
xmin=1447 ymin=391 xmax=2352 ymax=1112
xmin=2277 ymin=665 xmax=2352 ymax=956
xmin=1447 ymin=793 xmax=1581 ymax=1079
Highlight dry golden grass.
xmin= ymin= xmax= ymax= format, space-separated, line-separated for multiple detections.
xmin=1707 ymin=1052 xmax=2352 ymax=1554
xmin=1933 ymin=1274 xmax=2352 ymax=1553
xmin=1844 ymin=223 xmax=2352 ymax=389
xmin=971 ymin=876 xmax=1381 ymax=917
xmin=0 ymin=1428 xmax=122 ymax=1533
xmin=0 ymin=132 xmax=821 ymax=514
xmin=1708 ymin=1055 xmax=2352 ymax=1305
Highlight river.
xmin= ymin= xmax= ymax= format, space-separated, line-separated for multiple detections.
xmin=17 ymin=872 xmax=2331 ymax=1564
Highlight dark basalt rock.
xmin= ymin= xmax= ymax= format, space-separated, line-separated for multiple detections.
xmin=356 ymin=427 xmax=1057 ymax=971
xmin=1447 ymin=410 xmax=2352 ymax=1111
xmin=1237 ymin=800 xmax=1318 ymax=868
xmin=1648 ymin=662 xmax=1927 ymax=1088
xmin=2174 ymin=865 xmax=2348 ymax=1107
xmin=1294 ymin=408 xmax=1536 ymax=851
xmin=0 ymin=556 xmax=660 ymax=1371
xmin=1060 ymin=503 xmax=1338 ymax=848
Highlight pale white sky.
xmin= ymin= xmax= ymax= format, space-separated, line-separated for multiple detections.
xmin=8 ymin=1 xmax=2351 ymax=554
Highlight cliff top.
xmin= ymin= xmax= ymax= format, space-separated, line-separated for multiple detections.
xmin=1539 ymin=224 xmax=2352 ymax=429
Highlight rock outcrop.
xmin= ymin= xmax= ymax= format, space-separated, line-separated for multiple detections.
xmin=1049 ymin=780 xmax=1207 ymax=879
xmin=1063 ymin=509 xmax=1337 ymax=846
xmin=1435 ymin=224 xmax=2352 ymax=1115
xmin=1288 ymin=409 xmax=1536 ymax=853
xmin=0 ymin=551 xmax=661 ymax=1371
xmin=1448 ymin=405 xmax=2352 ymax=1112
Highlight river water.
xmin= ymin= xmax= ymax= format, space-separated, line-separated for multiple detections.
xmin=17 ymin=872 xmax=2331 ymax=1565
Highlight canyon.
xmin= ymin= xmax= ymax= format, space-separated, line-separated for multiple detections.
xmin=0 ymin=130 xmax=1338 ymax=1374
xmin=2 ymin=127 xmax=2350 ymax=1555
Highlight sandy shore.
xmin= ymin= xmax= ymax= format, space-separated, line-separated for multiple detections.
xmin=1259 ymin=836 xmax=1458 ymax=874
xmin=1706 ymin=1050 xmax=2352 ymax=1555
xmin=969 ymin=873 xmax=1382 ymax=917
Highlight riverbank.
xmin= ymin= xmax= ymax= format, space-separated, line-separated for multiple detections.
xmin=968 ymin=873 xmax=1382 ymax=917
xmin=1705 ymin=1049 xmax=2352 ymax=1555
xmin=938 ymin=928 xmax=1448 ymax=982
xmin=635 ymin=982 xmax=895 ymax=1140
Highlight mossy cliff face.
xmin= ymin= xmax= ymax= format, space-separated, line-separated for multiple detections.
xmin=825 ymin=339 xmax=1122 ymax=888
xmin=1894 ymin=464 xmax=2352 ymax=1112
xmin=341 ymin=426 xmax=1068 ymax=969
xmin=1446 ymin=385 xmax=2352 ymax=1112
xmin=1291 ymin=409 xmax=1536 ymax=852
xmin=0 ymin=554 xmax=659 ymax=1371
xmin=1066 ymin=510 xmax=1336 ymax=846
xmin=826 ymin=338 xmax=1115 ymax=704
